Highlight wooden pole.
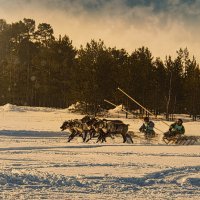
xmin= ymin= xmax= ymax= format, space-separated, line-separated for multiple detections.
xmin=117 ymin=87 xmax=169 ymax=127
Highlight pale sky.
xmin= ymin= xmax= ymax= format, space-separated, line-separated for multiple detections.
xmin=0 ymin=0 xmax=200 ymax=61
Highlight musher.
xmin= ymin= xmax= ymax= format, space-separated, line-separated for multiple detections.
xmin=139 ymin=117 xmax=155 ymax=139
xmin=164 ymin=118 xmax=185 ymax=138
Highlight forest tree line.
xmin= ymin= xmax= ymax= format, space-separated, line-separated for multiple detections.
xmin=0 ymin=18 xmax=200 ymax=120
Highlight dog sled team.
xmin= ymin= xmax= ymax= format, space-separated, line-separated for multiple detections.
xmin=60 ymin=115 xmax=197 ymax=145
xmin=60 ymin=88 xmax=198 ymax=145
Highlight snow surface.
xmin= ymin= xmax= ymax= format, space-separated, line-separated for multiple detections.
xmin=0 ymin=104 xmax=200 ymax=200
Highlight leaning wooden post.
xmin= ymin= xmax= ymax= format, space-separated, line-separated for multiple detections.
xmin=117 ymin=87 xmax=170 ymax=127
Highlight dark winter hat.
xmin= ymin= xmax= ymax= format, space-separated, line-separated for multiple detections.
xmin=177 ymin=119 xmax=183 ymax=124
xmin=144 ymin=117 xmax=149 ymax=122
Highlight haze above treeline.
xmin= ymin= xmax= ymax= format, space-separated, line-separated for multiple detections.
xmin=0 ymin=18 xmax=199 ymax=119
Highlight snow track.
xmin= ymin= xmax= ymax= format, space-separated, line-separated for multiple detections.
xmin=0 ymin=165 xmax=200 ymax=199
xmin=0 ymin=134 xmax=200 ymax=200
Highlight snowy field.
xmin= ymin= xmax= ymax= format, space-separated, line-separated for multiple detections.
xmin=0 ymin=104 xmax=200 ymax=200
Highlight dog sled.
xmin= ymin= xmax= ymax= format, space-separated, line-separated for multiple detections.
xmin=162 ymin=134 xmax=199 ymax=145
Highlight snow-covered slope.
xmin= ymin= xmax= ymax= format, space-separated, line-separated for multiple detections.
xmin=0 ymin=104 xmax=199 ymax=199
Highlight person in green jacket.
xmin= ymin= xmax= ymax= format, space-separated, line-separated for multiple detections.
xmin=139 ymin=117 xmax=155 ymax=139
xmin=165 ymin=118 xmax=185 ymax=138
